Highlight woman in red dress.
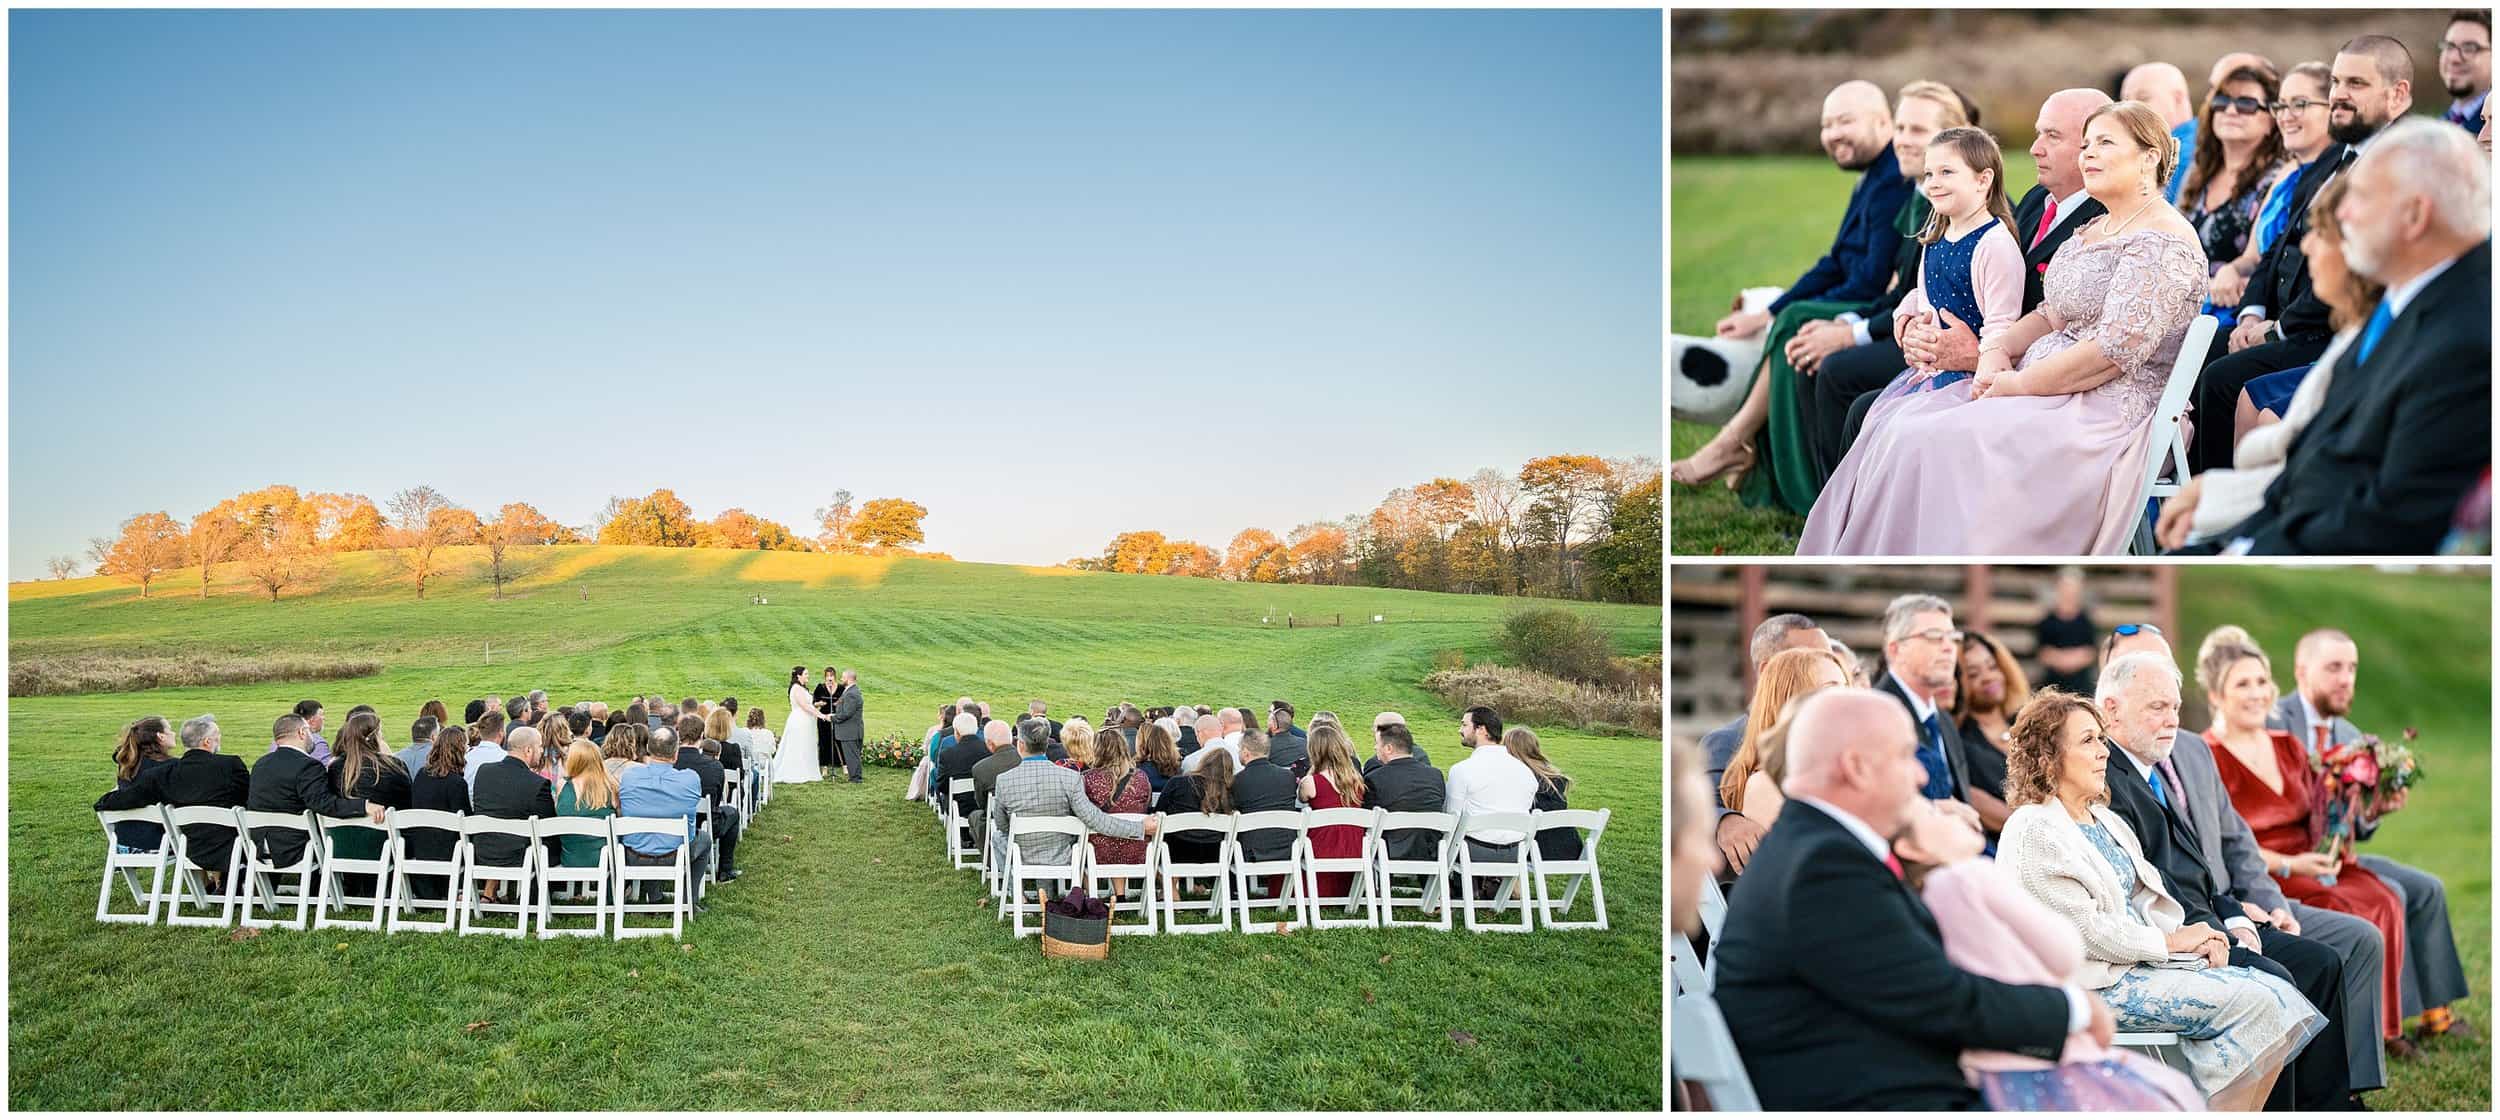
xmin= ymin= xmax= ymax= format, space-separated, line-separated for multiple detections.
xmin=2197 ymin=627 xmax=2405 ymax=1040
xmin=1298 ymin=723 xmax=1369 ymax=898
xmin=1081 ymin=727 xmax=1152 ymax=885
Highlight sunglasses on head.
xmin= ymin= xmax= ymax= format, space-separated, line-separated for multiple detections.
xmin=2113 ymin=623 xmax=2164 ymax=637
xmin=2210 ymin=95 xmax=2269 ymax=116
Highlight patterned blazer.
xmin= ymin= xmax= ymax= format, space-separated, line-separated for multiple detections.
xmin=989 ymin=757 xmax=1143 ymax=867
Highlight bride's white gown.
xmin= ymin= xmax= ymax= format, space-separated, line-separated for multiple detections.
xmin=775 ymin=683 xmax=823 ymax=784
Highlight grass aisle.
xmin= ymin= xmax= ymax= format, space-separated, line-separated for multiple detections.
xmin=7 ymin=549 xmax=1661 ymax=1109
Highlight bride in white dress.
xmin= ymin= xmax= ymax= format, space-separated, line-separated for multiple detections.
xmin=775 ymin=666 xmax=824 ymax=785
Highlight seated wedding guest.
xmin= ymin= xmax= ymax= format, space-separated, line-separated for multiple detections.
xmin=586 ymin=701 xmax=612 ymax=745
xmin=1820 ymin=89 xmax=2114 ymax=475
xmin=2205 ymin=64 xmax=2334 ymax=348
xmin=1136 ymin=719 xmax=1182 ymax=794
xmin=1082 ymin=727 xmax=1153 ymax=895
xmin=463 ymin=710 xmax=509 ymax=792
xmin=2196 ymin=626 xmax=2407 ymax=1048
xmin=621 ymin=701 xmax=647 ymax=734
xmin=325 ymin=711 xmax=412 ymax=898
xmin=1363 ymin=711 xmax=1434 ymax=773
xmin=1057 ymin=716 xmax=1096 ymax=772
xmin=1231 ymin=730 xmax=1300 ymax=892
xmin=96 ymin=715 xmax=244 ymax=879
xmin=504 ymin=695 xmax=530 ymax=731
xmin=744 ymin=708 xmax=775 ymax=767
xmin=969 ymin=721 xmax=1023 ymax=822
xmin=673 ymin=714 xmax=741 ymax=883
xmin=1297 ymin=723 xmax=1370 ymax=896
xmin=107 ymin=716 xmax=178 ymax=851
xmin=1952 ymin=630 xmax=2031 ymax=838
xmin=1670 ymin=740 xmax=1713 ymax=940
xmin=1893 ymin=802 xmax=2204 ymax=1109
xmin=1670 ymin=79 xmax=1917 ymax=493
xmin=293 ymin=700 xmax=333 ymax=766
xmin=1444 ymin=708 xmax=1536 ymax=858
xmin=618 ymin=731 xmax=708 ymax=906
xmin=404 ymin=726 xmax=471 ymax=900
xmin=703 ymin=707 xmax=744 ymax=775
xmin=471 ymin=725 xmax=557 ymax=876
xmin=600 ymin=721 xmax=643 ymax=783
xmin=248 ymin=714 xmax=384 ymax=870
xmin=1701 ymin=613 xmax=1831 ymax=871
xmin=2442 ymin=10 xmax=2492 ymax=133
xmin=1264 ymin=705 xmax=1309 ymax=772
xmin=1719 ymin=647 xmax=1849 ymax=830
xmin=2181 ymin=61 xmax=2290 ymax=286
xmin=1805 ymin=101 xmax=2207 ymax=555
xmin=1502 ymin=727 xmax=1584 ymax=861
xmin=924 ymin=702 xmax=959 ymax=761
xmin=1154 ymin=744 xmax=1234 ymax=868
xmin=991 ymin=724 xmax=1153 ymax=873
xmin=418 ymin=698 xmax=449 ymax=732
xmin=1997 ymin=687 xmax=2323 ymax=1109
xmin=1871 ymin=595 xmax=1989 ymax=829
xmin=2274 ymin=629 xmax=2476 ymax=1045
xmin=1828 ymin=637 xmax=1870 ymax=687
xmin=1715 ymin=688 xmax=2105 ymax=1110
xmin=396 ymin=716 xmax=441 ymax=776
xmin=2122 ymin=62 xmax=2197 ymax=203
xmin=555 ymin=741 xmax=619 ymax=871
xmin=2183 ymin=118 xmax=2491 ymax=554
xmin=1361 ymin=721 xmax=1447 ymax=867
xmin=2194 ymin=36 xmax=2417 ymax=474
xmin=536 ymin=711 xmax=576 ymax=782
xmin=937 ymin=712 xmax=990 ymax=815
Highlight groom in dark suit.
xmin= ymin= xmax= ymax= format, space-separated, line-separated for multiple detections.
xmin=811 ymin=665 xmax=839 ymax=775
xmin=1813 ymin=87 xmax=2113 ymax=476
xmin=1715 ymin=688 xmax=2099 ymax=1110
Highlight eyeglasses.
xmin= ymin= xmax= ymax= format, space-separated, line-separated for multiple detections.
xmin=2113 ymin=623 xmax=2164 ymax=637
xmin=1905 ymin=628 xmax=1965 ymax=646
xmin=2210 ymin=95 xmax=2269 ymax=116
xmin=2440 ymin=40 xmax=2488 ymax=59
xmin=2270 ymin=97 xmax=2328 ymax=116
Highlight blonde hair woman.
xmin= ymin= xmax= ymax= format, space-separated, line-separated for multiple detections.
xmin=1058 ymin=717 xmax=1095 ymax=770
xmin=1722 ymin=647 xmax=1850 ymax=825
xmin=554 ymin=742 xmax=620 ymax=870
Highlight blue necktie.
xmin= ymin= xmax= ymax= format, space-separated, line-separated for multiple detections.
xmin=1917 ymin=712 xmax=1953 ymax=800
xmin=2146 ymin=764 xmax=2170 ymax=810
xmin=2354 ymin=298 xmax=2395 ymax=366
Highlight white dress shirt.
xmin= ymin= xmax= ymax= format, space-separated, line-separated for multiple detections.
xmin=1444 ymin=740 xmax=1538 ymax=844
xmin=1180 ymin=731 xmax=1242 ymax=774
xmin=464 ymin=742 xmax=509 ymax=793
xmin=1792 ymin=796 xmax=2094 ymax=1032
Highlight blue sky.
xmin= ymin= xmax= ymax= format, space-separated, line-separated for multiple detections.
xmin=8 ymin=9 xmax=1661 ymax=579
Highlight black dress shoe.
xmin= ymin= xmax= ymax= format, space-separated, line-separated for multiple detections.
xmin=2386 ymin=1035 xmax=2420 ymax=1061
xmin=716 ymin=869 xmax=742 ymax=884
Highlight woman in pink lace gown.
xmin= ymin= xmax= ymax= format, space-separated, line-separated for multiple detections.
xmin=1803 ymin=101 xmax=2209 ymax=556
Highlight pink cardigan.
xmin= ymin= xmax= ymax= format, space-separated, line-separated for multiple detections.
xmin=1919 ymin=859 xmax=2119 ymax=1072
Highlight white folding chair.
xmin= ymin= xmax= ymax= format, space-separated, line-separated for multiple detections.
xmin=1152 ymin=812 xmax=1234 ymax=934
xmin=2131 ymin=313 xmax=2220 ymax=554
xmin=1082 ymin=812 xmax=1158 ymax=936
xmin=384 ymin=809 xmax=466 ymax=934
xmin=1374 ymin=810 xmax=1457 ymax=930
xmin=692 ymin=799 xmax=716 ymax=901
xmin=1528 ymin=808 xmax=1610 ymax=931
xmin=1672 ymin=929 xmax=1712 ymax=995
xmin=237 ymin=809 xmax=322 ymax=930
xmin=721 ymin=770 xmax=745 ymax=829
xmin=95 ymin=808 xmax=175 ymax=925
xmin=1227 ymin=809 xmax=1312 ymax=933
xmin=2115 ymin=1031 xmax=2195 ymax=1078
xmin=1454 ymin=811 xmax=1537 ymax=933
xmin=1698 ymin=873 xmax=1729 ymax=941
xmin=983 ymin=808 xmax=1015 ymax=908
xmin=945 ymin=779 xmax=982 ymax=870
xmin=456 ymin=816 xmax=539 ymax=938
xmin=163 ymin=805 xmax=247 ymax=927
xmin=1672 ymin=990 xmax=1760 ymax=1110
xmin=534 ymin=817 xmax=614 ymax=939
xmin=1296 ymin=806 xmax=1383 ymax=930
xmin=311 ymin=813 xmax=393 ymax=931
xmin=611 ymin=815 xmax=692 ymax=941
xmin=1000 ymin=815 xmax=1087 ymax=939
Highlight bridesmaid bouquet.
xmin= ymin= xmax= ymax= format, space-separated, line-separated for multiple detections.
xmin=2308 ymin=729 xmax=2425 ymax=886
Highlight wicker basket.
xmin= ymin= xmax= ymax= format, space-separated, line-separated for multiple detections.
xmin=1040 ymin=909 xmax=1110 ymax=960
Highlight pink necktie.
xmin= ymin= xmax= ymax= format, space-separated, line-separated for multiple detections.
xmin=2030 ymin=194 xmax=2059 ymax=251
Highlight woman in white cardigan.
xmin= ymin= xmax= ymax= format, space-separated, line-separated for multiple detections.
xmin=1997 ymin=688 xmax=2323 ymax=1110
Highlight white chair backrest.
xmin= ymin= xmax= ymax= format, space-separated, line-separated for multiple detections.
xmin=2139 ymin=312 xmax=2219 ymax=506
xmin=947 ymin=778 xmax=973 ymax=796
xmin=1459 ymin=811 xmax=1537 ymax=853
xmin=533 ymin=817 xmax=613 ymax=842
xmin=461 ymin=814 xmax=537 ymax=839
xmin=1534 ymin=808 xmax=1608 ymax=858
xmin=238 ymin=809 xmax=314 ymax=834
xmin=1154 ymin=812 xmax=1235 ymax=849
xmin=1672 ymin=990 xmax=1760 ymax=1110
xmin=1007 ymin=815 xmax=1087 ymax=840
xmin=611 ymin=815 xmax=690 ymax=848
xmin=1232 ymin=809 xmax=1307 ymax=833
xmin=97 ymin=807 xmax=170 ymax=850
xmin=1699 ymin=874 xmax=1730 ymax=941
xmin=387 ymin=808 xmax=464 ymax=834
xmin=1375 ymin=810 xmax=1456 ymax=860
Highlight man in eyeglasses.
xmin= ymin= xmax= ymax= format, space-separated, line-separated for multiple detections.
xmin=1871 ymin=594 xmax=1990 ymax=834
xmin=2108 ymin=622 xmax=2395 ymax=1093
xmin=2441 ymin=10 xmax=2491 ymax=135
xmin=1701 ymin=612 xmax=1831 ymax=876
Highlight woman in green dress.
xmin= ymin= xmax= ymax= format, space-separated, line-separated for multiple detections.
xmin=325 ymin=712 xmax=411 ymax=901
xmin=555 ymin=741 xmax=620 ymax=870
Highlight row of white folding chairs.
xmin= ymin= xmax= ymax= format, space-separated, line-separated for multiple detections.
xmin=96 ymin=805 xmax=705 ymax=940
xmin=933 ymin=784 xmax=1607 ymax=937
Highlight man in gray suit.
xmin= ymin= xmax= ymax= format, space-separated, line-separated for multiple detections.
xmin=2109 ymin=623 xmax=2392 ymax=1084
xmin=2271 ymin=628 xmax=2475 ymax=1045
xmin=990 ymin=727 xmax=1154 ymax=870
xmin=1702 ymin=612 xmax=1831 ymax=875
xmin=831 ymin=669 xmax=866 ymax=783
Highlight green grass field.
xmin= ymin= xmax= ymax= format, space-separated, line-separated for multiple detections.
xmin=1671 ymin=155 xmax=2037 ymax=556
xmin=7 ymin=547 xmax=1663 ymax=1109
xmin=2174 ymin=566 xmax=2490 ymax=1111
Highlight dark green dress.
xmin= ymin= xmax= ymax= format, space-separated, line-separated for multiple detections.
xmin=327 ymin=758 xmax=412 ymax=860
xmin=1740 ymin=192 xmax=1931 ymax=516
xmin=555 ymin=783 xmax=617 ymax=867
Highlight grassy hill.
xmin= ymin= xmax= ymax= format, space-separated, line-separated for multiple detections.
xmin=6 ymin=547 xmax=1662 ymax=1110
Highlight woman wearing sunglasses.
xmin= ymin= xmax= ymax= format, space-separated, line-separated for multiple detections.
xmin=2210 ymin=62 xmax=2336 ymax=311
xmin=2184 ymin=62 xmax=2292 ymax=319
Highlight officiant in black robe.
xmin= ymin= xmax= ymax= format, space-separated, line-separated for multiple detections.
xmin=811 ymin=667 xmax=840 ymax=773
